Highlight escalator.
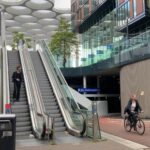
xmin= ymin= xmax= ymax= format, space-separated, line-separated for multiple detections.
xmin=30 ymin=41 xmax=86 ymax=137
xmin=8 ymin=51 xmax=32 ymax=137
xmin=30 ymin=52 xmax=66 ymax=132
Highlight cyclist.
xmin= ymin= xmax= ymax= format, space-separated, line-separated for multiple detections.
xmin=124 ymin=94 xmax=143 ymax=129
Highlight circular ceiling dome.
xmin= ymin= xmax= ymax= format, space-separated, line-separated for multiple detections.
xmin=15 ymin=15 xmax=37 ymax=23
xmin=27 ymin=29 xmax=43 ymax=34
xmin=32 ymin=10 xmax=56 ymax=18
xmin=26 ymin=0 xmax=53 ymax=10
xmin=7 ymin=26 xmax=25 ymax=32
xmin=38 ymin=18 xmax=58 ymax=25
xmin=0 ymin=0 xmax=26 ymax=5
xmin=6 ymin=6 xmax=32 ymax=15
xmin=6 ymin=20 xmax=20 ymax=26
xmin=1 ymin=0 xmax=23 ymax=2
xmin=4 ymin=12 xmax=13 ymax=19
xmin=22 ymin=23 xmax=42 ymax=29
xmin=43 ymin=25 xmax=57 ymax=32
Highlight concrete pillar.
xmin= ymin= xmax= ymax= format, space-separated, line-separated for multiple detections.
xmin=83 ymin=76 xmax=87 ymax=94
xmin=0 ymin=10 xmax=5 ymax=113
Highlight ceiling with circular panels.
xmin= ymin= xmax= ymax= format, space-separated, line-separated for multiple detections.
xmin=0 ymin=0 xmax=71 ymax=44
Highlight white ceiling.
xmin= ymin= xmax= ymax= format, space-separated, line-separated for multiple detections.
xmin=0 ymin=0 xmax=71 ymax=44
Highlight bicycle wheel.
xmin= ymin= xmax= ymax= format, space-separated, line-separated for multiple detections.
xmin=136 ymin=119 xmax=145 ymax=135
xmin=124 ymin=117 xmax=131 ymax=132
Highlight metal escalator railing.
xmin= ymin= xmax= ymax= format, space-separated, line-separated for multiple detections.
xmin=18 ymin=42 xmax=52 ymax=139
xmin=37 ymin=40 xmax=86 ymax=136
xmin=2 ymin=46 xmax=10 ymax=113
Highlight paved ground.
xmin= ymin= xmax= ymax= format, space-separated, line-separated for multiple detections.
xmin=100 ymin=116 xmax=150 ymax=147
xmin=16 ymin=129 xmax=149 ymax=150
xmin=16 ymin=139 xmax=143 ymax=150
xmin=15 ymin=117 xmax=150 ymax=150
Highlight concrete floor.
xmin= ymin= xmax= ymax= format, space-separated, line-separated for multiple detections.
xmin=16 ymin=131 xmax=149 ymax=150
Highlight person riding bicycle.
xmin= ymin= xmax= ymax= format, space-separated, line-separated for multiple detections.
xmin=124 ymin=94 xmax=143 ymax=128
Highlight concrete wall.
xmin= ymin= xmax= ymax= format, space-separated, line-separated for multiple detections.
xmin=120 ymin=59 xmax=150 ymax=118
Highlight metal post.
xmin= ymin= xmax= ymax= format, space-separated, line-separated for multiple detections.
xmin=92 ymin=101 xmax=101 ymax=140
xmin=126 ymin=18 xmax=129 ymax=40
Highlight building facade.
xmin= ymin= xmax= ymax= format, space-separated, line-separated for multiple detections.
xmin=69 ymin=0 xmax=150 ymax=117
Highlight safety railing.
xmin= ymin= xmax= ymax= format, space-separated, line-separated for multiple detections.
xmin=37 ymin=40 xmax=86 ymax=136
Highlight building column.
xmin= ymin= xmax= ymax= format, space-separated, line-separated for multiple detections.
xmin=0 ymin=9 xmax=6 ymax=113
xmin=0 ymin=48 xmax=1 ymax=113
xmin=97 ymin=76 xmax=100 ymax=91
xmin=83 ymin=76 xmax=87 ymax=94
xmin=83 ymin=76 xmax=87 ymax=88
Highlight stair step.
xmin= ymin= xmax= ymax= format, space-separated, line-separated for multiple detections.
xmin=16 ymin=131 xmax=32 ymax=137
xmin=46 ymin=109 xmax=60 ymax=114
xmin=15 ymin=112 xmax=30 ymax=117
xmin=44 ymin=101 xmax=57 ymax=106
xmin=16 ymin=126 xmax=32 ymax=132
xmin=54 ymin=117 xmax=63 ymax=122
xmin=49 ymin=113 xmax=61 ymax=118
xmin=54 ymin=127 xmax=66 ymax=132
xmin=11 ymin=105 xmax=28 ymax=109
xmin=44 ymin=98 xmax=56 ymax=102
xmin=16 ymin=121 xmax=31 ymax=127
xmin=54 ymin=122 xmax=65 ymax=127
xmin=16 ymin=117 xmax=31 ymax=122
xmin=12 ymin=101 xmax=28 ymax=105
xmin=45 ymin=105 xmax=58 ymax=110
xmin=12 ymin=108 xmax=29 ymax=113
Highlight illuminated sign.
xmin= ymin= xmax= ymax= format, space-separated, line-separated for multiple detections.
xmin=78 ymin=88 xmax=100 ymax=93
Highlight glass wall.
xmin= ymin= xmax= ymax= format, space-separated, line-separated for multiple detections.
xmin=81 ymin=9 xmax=124 ymax=66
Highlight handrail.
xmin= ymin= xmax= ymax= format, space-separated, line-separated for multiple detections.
xmin=2 ymin=46 xmax=10 ymax=113
xmin=37 ymin=41 xmax=86 ymax=136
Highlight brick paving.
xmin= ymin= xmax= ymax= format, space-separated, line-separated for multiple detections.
xmin=100 ymin=117 xmax=150 ymax=147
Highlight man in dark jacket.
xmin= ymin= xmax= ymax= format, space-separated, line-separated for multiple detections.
xmin=124 ymin=94 xmax=143 ymax=127
xmin=12 ymin=65 xmax=23 ymax=102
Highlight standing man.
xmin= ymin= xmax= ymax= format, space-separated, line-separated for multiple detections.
xmin=12 ymin=65 xmax=23 ymax=102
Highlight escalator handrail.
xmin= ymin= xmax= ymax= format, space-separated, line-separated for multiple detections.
xmin=38 ymin=41 xmax=86 ymax=136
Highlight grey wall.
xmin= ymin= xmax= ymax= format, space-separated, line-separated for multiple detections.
xmin=120 ymin=59 xmax=150 ymax=118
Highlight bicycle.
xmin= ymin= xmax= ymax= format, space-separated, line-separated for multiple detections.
xmin=124 ymin=112 xmax=145 ymax=135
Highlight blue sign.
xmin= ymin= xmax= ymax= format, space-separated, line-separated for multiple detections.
xmin=78 ymin=88 xmax=100 ymax=93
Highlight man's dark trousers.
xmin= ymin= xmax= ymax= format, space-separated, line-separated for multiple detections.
xmin=13 ymin=82 xmax=21 ymax=101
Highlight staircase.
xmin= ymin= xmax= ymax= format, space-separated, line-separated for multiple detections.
xmin=30 ymin=51 xmax=66 ymax=132
xmin=8 ymin=51 xmax=32 ymax=138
